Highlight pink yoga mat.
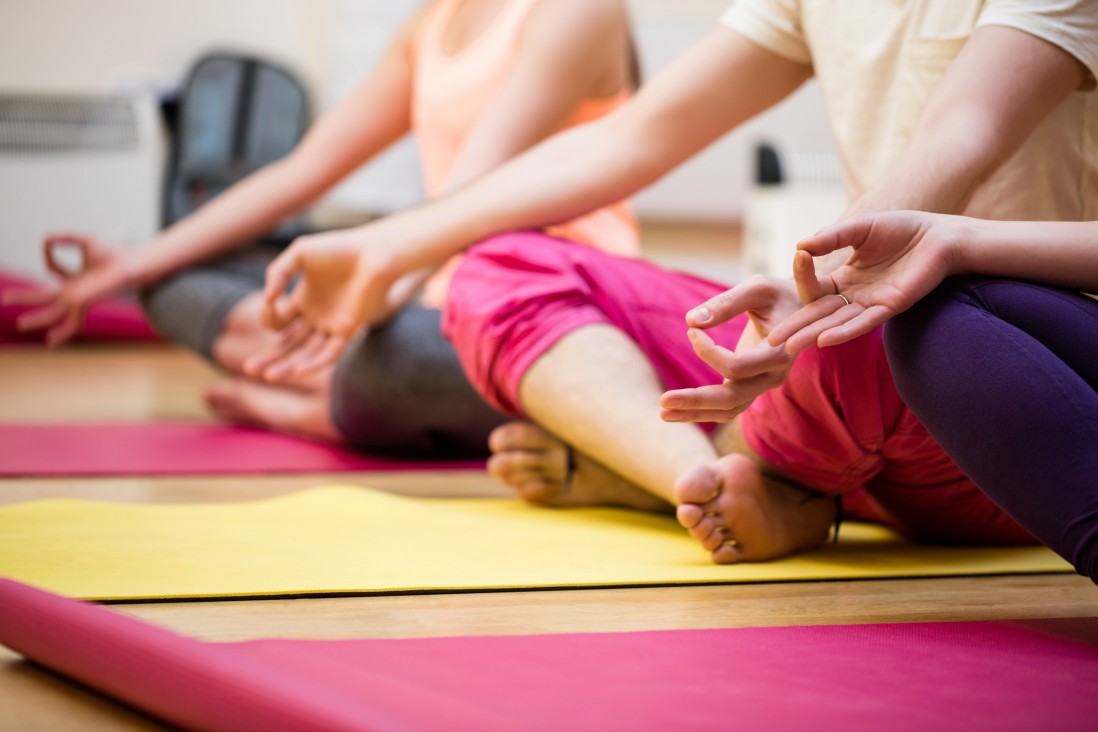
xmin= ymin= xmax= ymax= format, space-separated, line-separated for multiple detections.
xmin=0 ymin=423 xmax=483 ymax=476
xmin=0 ymin=270 xmax=159 ymax=344
xmin=1 ymin=579 xmax=1096 ymax=732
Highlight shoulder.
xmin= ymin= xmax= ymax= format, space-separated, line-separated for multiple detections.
xmin=393 ymin=1 xmax=446 ymax=50
xmin=522 ymin=0 xmax=630 ymax=43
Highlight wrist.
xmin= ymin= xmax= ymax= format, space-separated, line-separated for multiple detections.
xmin=115 ymin=251 xmax=152 ymax=290
xmin=944 ymin=217 xmax=992 ymax=278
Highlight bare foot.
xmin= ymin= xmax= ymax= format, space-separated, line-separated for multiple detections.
xmin=212 ymin=294 xmax=281 ymax=375
xmin=203 ymin=378 xmax=340 ymax=443
xmin=487 ymin=422 xmax=673 ymax=513
xmin=674 ymin=454 xmax=836 ymax=564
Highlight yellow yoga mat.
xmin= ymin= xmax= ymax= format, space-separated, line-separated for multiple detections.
xmin=0 ymin=486 xmax=1072 ymax=600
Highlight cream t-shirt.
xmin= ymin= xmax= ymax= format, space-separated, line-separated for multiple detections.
xmin=722 ymin=0 xmax=1098 ymax=221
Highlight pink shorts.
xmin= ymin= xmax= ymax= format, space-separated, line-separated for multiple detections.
xmin=443 ymin=233 xmax=1031 ymax=544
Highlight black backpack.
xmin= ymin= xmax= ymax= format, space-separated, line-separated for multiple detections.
xmin=163 ymin=52 xmax=311 ymax=243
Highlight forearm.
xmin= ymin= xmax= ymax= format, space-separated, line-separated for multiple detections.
xmin=376 ymin=27 xmax=810 ymax=276
xmin=125 ymin=155 xmax=330 ymax=287
xmin=955 ymin=219 xmax=1098 ymax=291
xmin=379 ymin=112 xmax=662 ymax=275
xmin=847 ymin=106 xmax=1010 ymax=220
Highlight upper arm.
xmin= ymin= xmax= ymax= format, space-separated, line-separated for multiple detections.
xmin=280 ymin=3 xmax=433 ymax=193
xmin=442 ymin=0 xmax=635 ymax=190
xmin=910 ymin=24 xmax=1087 ymax=166
xmin=846 ymin=22 xmax=1091 ymax=217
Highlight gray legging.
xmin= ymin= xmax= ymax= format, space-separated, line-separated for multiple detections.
xmin=140 ymin=246 xmax=506 ymax=456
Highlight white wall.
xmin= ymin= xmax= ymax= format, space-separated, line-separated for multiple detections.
xmin=0 ymin=0 xmax=837 ymax=223
xmin=0 ymin=0 xmax=328 ymax=96
xmin=626 ymin=2 xmax=836 ymax=222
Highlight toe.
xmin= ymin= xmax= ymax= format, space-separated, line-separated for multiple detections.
xmin=514 ymin=478 xmax=556 ymax=504
xmin=684 ymin=515 xmax=721 ymax=545
xmin=676 ymin=503 xmax=705 ymax=529
xmin=711 ymin=540 xmax=743 ymax=564
xmin=673 ymin=463 xmax=722 ymax=505
xmin=698 ymin=523 xmax=732 ymax=552
xmin=488 ymin=421 xmax=555 ymax=454
xmin=487 ymin=451 xmax=544 ymax=485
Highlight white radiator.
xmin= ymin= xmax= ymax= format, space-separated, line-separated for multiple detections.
xmin=0 ymin=92 xmax=165 ymax=280
xmin=742 ymin=143 xmax=847 ymax=278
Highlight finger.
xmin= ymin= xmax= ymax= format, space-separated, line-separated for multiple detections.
xmin=244 ymin=318 xmax=310 ymax=377
xmin=767 ymin=295 xmax=846 ymax=349
xmin=263 ymin=293 xmax=299 ymax=331
xmin=685 ymin=277 xmax=780 ymax=330
xmin=266 ymin=330 xmax=327 ymax=382
xmin=785 ymin=302 xmax=864 ymax=354
xmin=796 ymin=216 xmax=871 ymax=257
xmin=724 ymin=340 xmax=792 ymax=379
xmin=15 ymin=303 xmax=66 ymax=333
xmin=685 ymin=326 xmax=735 ymax=373
xmin=660 ymin=405 xmax=748 ymax=424
xmin=42 ymin=231 xmax=88 ymax=248
xmin=2 ymin=288 xmax=56 ymax=307
xmin=662 ymin=370 xmax=781 ymax=423
xmin=44 ymin=309 xmax=83 ymax=347
xmin=791 ymin=249 xmax=833 ymax=305
xmin=44 ymin=239 xmax=77 ymax=280
xmin=289 ymin=332 xmax=348 ymax=376
xmin=687 ymin=327 xmax=789 ymax=381
xmin=263 ymin=248 xmax=302 ymax=307
xmin=817 ymin=305 xmax=893 ymax=347
xmin=255 ymin=329 xmax=313 ymax=381
xmin=45 ymin=234 xmax=96 ymax=280
xmin=660 ymin=382 xmax=757 ymax=413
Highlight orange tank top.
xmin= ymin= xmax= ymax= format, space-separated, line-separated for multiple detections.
xmin=411 ymin=0 xmax=640 ymax=306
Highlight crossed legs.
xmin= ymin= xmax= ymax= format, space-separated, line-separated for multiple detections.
xmin=444 ymin=233 xmax=839 ymax=562
xmin=206 ymin=292 xmax=340 ymax=443
xmin=142 ymin=248 xmax=506 ymax=454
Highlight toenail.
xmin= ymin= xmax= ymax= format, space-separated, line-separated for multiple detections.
xmin=715 ymin=526 xmax=728 ymax=534
xmin=723 ymin=539 xmax=739 ymax=548
xmin=704 ymin=511 xmax=720 ymax=518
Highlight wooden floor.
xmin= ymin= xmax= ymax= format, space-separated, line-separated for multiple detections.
xmin=2 ymin=224 xmax=1097 ymax=729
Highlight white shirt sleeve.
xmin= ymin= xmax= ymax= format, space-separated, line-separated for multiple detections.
xmin=978 ymin=0 xmax=1098 ymax=90
xmin=720 ymin=0 xmax=812 ymax=65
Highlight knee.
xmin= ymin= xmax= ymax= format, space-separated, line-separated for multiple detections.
xmin=136 ymin=280 xmax=171 ymax=331
xmin=443 ymin=233 xmax=589 ymax=413
xmin=446 ymin=231 xmax=572 ymax=316
xmin=329 ymin=311 xmax=502 ymax=454
xmin=883 ymin=276 xmax=986 ymax=406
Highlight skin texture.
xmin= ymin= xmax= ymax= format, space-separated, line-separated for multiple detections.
xmin=247 ymin=20 xmax=1088 ymax=564
xmin=766 ymin=213 xmax=1098 ymax=353
xmin=5 ymin=0 xmax=638 ymax=443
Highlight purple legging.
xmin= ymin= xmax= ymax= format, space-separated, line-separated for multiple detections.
xmin=884 ymin=277 xmax=1098 ymax=582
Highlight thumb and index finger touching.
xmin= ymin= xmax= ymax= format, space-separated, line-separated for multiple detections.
xmin=262 ymin=247 xmax=303 ymax=331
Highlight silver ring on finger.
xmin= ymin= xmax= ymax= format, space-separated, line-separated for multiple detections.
xmin=836 ymin=292 xmax=851 ymax=306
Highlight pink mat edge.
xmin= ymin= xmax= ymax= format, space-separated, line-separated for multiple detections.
xmin=0 ymin=422 xmax=485 ymax=476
